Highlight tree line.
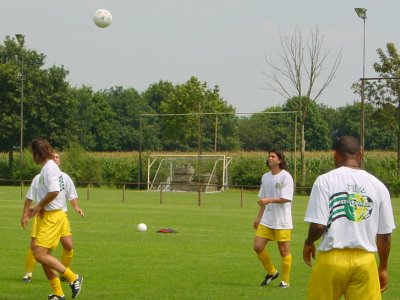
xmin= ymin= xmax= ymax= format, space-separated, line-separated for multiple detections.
xmin=0 ymin=35 xmax=399 ymax=156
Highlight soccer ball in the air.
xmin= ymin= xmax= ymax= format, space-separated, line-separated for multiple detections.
xmin=93 ymin=9 xmax=112 ymax=28
xmin=137 ymin=223 xmax=147 ymax=232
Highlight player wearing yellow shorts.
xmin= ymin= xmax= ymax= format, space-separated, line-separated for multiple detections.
xmin=303 ymin=136 xmax=395 ymax=300
xmin=21 ymin=152 xmax=84 ymax=283
xmin=253 ymin=150 xmax=294 ymax=288
xmin=22 ymin=138 xmax=84 ymax=300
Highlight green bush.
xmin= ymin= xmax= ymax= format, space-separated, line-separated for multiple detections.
xmin=61 ymin=144 xmax=102 ymax=185
xmin=1 ymin=150 xmax=400 ymax=195
xmin=230 ymin=155 xmax=265 ymax=187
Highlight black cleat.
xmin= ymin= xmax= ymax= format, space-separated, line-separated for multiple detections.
xmin=260 ymin=270 xmax=279 ymax=286
xmin=70 ymin=275 xmax=83 ymax=298
xmin=48 ymin=295 xmax=66 ymax=300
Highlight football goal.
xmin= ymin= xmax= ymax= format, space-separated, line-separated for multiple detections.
xmin=147 ymin=154 xmax=232 ymax=192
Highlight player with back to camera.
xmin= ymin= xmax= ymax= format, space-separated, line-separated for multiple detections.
xmin=23 ymin=138 xmax=83 ymax=300
xmin=253 ymin=150 xmax=294 ymax=288
xmin=21 ymin=151 xmax=84 ymax=283
xmin=303 ymin=136 xmax=396 ymax=300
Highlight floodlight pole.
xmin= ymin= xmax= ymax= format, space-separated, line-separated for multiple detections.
xmin=16 ymin=34 xmax=25 ymax=199
xmin=138 ymin=116 xmax=143 ymax=189
xmin=354 ymin=8 xmax=367 ymax=167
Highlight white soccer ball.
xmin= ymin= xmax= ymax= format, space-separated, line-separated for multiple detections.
xmin=137 ymin=223 xmax=147 ymax=232
xmin=93 ymin=9 xmax=112 ymax=28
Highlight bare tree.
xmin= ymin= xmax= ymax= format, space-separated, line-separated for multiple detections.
xmin=264 ymin=28 xmax=342 ymax=189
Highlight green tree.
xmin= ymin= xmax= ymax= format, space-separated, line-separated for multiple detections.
xmin=142 ymin=80 xmax=174 ymax=113
xmin=237 ymin=106 xmax=296 ymax=151
xmin=370 ymin=43 xmax=400 ymax=173
xmin=68 ymin=86 xmax=120 ymax=151
xmin=87 ymin=91 xmax=120 ymax=151
xmin=69 ymin=86 xmax=97 ymax=150
xmin=160 ymin=76 xmax=239 ymax=152
xmin=0 ymin=36 xmax=74 ymax=178
xmin=106 ymin=86 xmax=159 ymax=151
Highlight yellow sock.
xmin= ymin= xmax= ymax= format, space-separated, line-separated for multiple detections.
xmin=256 ymin=250 xmax=276 ymax=275
xmin=62 ymin=268 xmax=78 ymax=283
xmin=25 ymin=248 xmax=37 ymax=274
xmin=282 ymin=254 xmax=292 ymax=283
xmin=49 ymin=277 xmax=64 ymax=297
xmin=61 ymin=249 xmax=73 ymax=268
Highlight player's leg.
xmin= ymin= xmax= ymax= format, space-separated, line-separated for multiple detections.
xmin=254 ymin=225 xmax=279 ymax=285
xmin=35 ymin=210 xmax=82 ymax=298
xmin=23 ymin=238 xmax=37 ymax=282
xmin=60 ymin=235 xmax=73 ymax=267
xmin=306 ymin=249 xmax=349 ymax=300
xmin=23 ymin=216 xmax=38 ymax=282
xmin=34 ymin=246 xmax=65 ymax=298
xmin=344 ymin=249 xmax=381 ymax=300
xmin=60 ymin=216 xmax=73 ymax=268
xmin=277 ymin=231 xmax=291 ymax=287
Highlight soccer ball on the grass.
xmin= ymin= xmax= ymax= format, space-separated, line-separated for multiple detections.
xmin=93 ymin=9 xmax=112 ymax=28
xmin=137 ymin=223 xmax=147 ymax=232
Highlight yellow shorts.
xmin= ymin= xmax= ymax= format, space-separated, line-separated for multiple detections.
xmin=30 ymin=215 xmax=37 ymax=238
xmin=31 ymin=213 xmax=71 ymax=239
xmin=34 ymin=210 xmax=71 ymax=249
xmin=255 ymin=224 xmax=291 ymax=242
xmin=307 ymin=249 xmax=381 ymax=300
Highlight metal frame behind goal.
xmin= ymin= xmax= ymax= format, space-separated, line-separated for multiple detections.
xmin=147 ymin=154 xmax=232 ymax=192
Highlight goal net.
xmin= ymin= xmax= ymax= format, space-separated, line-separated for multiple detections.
xmin=147 ymin=154 xmax=232 ymax=192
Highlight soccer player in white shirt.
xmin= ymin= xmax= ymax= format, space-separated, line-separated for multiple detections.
xmin=253 ymin=150 xmax=294 ymax=288
xmin=23 ymin=138 xmax=83 ymax=300
xmin=303 ymin=136 xmax=395 ymax=300
xmin=21 ymin=152 xmax=84 ymax=283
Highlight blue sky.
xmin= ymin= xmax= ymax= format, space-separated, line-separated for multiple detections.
xmin=3 ymin=0 xmax=400 ymax=112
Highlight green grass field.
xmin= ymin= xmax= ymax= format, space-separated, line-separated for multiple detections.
xmin=1 ymin=186 xmax=399 ymax=300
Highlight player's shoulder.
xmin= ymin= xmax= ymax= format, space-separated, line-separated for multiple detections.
xmin=280 ymin=169 xmax=292 ymax=177
xmin=61 ymin=171 xmax=72 ymax=180
xmin=44 ymin=159 xmax=61 ymax=172
xmin=262 ymin=171 xmax=272 ymax=177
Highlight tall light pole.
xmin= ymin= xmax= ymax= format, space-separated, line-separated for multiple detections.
xmin=15 ymin=33 xmax=25 ymax=198
xmin=354 ymin=8 xmax=367 ymax=166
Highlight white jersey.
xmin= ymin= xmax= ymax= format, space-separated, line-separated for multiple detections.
xmin=62 ymin=172 xmax=78 ymax=209
xmin=305 ymin=166 xmax=396 ymax=252
xmin=26 ymin=168 xmax=78 ymax=212
xmin=26 ymin=174 xmax=40 ymax=204
xmin=258 ymin=169 xmax=294 ymax=229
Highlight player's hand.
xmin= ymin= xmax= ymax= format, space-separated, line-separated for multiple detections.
xmin=28 ymin=205 xmax=44 ymax=218
xmin=257 ymin=198 xmax=269 ymax=206
xmin=253 ymin=219 xmax=260 ymax=230
xmin=303 ymin=241 xmax=316 ymax=267
xmin=27 ymin=207 xmax=37 ymax=218
xmin=378 ymin=268 xmax=388 ymax=293
xmin=20 ymin=214 xmax=29 ymax=229
xmin=75 ymin=207 xmax=84 ymax=217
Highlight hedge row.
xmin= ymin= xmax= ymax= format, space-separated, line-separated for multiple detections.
xmin=1 ymin=150 xmax=399 ymax=195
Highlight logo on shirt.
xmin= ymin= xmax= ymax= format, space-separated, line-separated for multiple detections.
xmin=327 ymin=190 xmax=373 ymax=228
xmin=58 ymin=175 xmax=65 ymax=191
xmin=275 ymin=182 xmax=284 ymax=191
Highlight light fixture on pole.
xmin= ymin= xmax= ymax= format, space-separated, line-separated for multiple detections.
xmin=354 ymin=8 xmax=367 ymax=167
xmin=15 ymin=33 xmax=25 ymax=198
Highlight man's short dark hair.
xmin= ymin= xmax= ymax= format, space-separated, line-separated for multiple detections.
xmin=333 ymin=136 xmax=361 ymax=157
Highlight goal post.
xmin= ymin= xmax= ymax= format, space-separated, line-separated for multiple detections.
xmin=147 ymin=154 xmax=232 ymax=192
